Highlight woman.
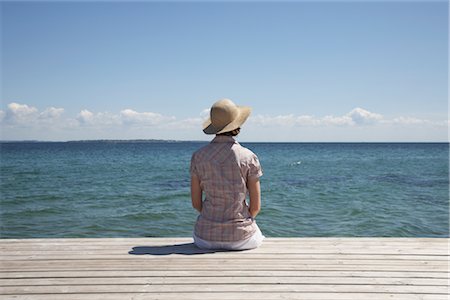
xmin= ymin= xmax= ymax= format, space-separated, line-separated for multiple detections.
xmin=190 ymin=98 xmax=265 ymax=250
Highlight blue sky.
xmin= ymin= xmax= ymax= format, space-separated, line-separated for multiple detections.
xmin=1 ymin=0 xmax=448 ymax=142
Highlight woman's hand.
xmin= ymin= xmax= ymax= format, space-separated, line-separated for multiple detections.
xmin=247 ymin=177 xmax=261 ymax=218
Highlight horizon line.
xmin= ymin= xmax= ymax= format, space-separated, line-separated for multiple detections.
xmin=1 ymin=139 xmax=448 ymax=144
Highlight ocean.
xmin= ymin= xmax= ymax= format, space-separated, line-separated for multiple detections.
xmin=0 ymin=141 xmax=448 ymax=238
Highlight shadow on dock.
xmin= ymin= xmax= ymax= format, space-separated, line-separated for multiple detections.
xmin=128 ymin=243 xmax=224 ymax=255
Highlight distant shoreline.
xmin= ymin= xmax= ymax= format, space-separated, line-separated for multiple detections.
xmin=0 ymin=139 xmax=203 ymax=143
xmin=0 ymin=139 xmax=448 ymax=144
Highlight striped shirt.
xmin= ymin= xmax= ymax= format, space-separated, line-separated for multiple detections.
xmin=190 ymin=135 xmax=263 ymax=242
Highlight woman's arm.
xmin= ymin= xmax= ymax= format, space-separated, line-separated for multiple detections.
xmin=191 ymin=174 xmax=202 ymax=213
xmin=247 ymin=177 xmax=261 ymax=218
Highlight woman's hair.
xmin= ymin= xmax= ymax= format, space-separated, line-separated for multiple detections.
xmin=218 ymin=127 xmax=241 ymax=137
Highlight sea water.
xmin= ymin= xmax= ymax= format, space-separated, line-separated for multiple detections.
xmin=1 ymin=141 xmax=448 ymax=238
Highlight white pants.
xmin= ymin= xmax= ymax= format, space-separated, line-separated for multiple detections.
xmin=193 ymin=225 xmax=265 ymax=251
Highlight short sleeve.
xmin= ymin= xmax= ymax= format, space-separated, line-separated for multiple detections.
xmin=248 ymin=154 xmax=263 ymax=179
xmin=190 ymin=153 xmax=199 ymax=177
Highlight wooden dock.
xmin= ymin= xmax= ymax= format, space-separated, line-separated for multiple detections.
xmin=0 ymin=237 xmax=448 ymax=299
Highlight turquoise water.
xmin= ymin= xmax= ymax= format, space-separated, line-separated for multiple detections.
xmin=1 ymin=141 xmax=448 ymax=238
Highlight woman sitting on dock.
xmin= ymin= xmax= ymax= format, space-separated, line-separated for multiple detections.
xmin=190 ymin=98 xmax=265 ymax=250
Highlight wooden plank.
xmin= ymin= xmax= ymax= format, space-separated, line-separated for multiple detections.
xmin=2 ymin=242 xmax=445 ymax=250
xmin=1 ymin=248 xmax=446 ymax=256
xmin=1 ymin=270 xmax=448 ymax=279
xmin=1 ymin=283 xmax=448 ymax=294
xmin=1 ymin=247 xmax=446 ymax=255
xmin=0 ymin=276 xmax=447 ymax=286
xmin=1 ymin=267 xmax=446 ymax=274
xmin=0 ymin=237 xmax=447 ymax=300
xmin=1 ymin=264 xmax=446 ymax=273
xmin=1 ymin=243 xmax=446 ymax=252
xmin=0 ymin=292 xmax=447 ymax=300
xmin=1 ymin=253 xmax=447 ymax=261
xmin=0 ymin=258 xmax=445 ymax=266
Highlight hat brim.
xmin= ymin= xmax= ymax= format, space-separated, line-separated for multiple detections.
xmin=202 ymin=106 xmax=251 ymax=135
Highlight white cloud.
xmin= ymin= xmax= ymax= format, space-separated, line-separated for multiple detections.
xmin=40 ymin=107 xmax=64 ymax=119
xmin=272 ymin=115 xmax=297 ymax=127
xmin=77 ymin=109 xmax=95 ymax=124
xmin=5 ymin=102 xmax=38 ymax=123
xmin=321 ymin=115 xmax=353 ymax=126
xmin=74 ymin=108 xmax=176 ymax=128
xmin=166 ymin=117 xmax=202 ymax=129
xmin=120 ymin=109 xmax=174 ymax=126
xmin=2 ymin=103 xmax=66 ymax=125
xmin=8 ymin=102 xmax=38 ymax=115
xmin=346 ymin=107 xmax=383 ymax=125
xmin=0 ymin=102 xmax=447 ymax=141
xmin=249 ymin=107 xmax=385 ymax=127
xmin=163 ymin=108 xmax=211 ymax=130
xmin=390 ymin=116 xmax=427 ymax=125
xmin=250 ymin=114 xmax=295 ymax=127
xmin=200 ymin=108 xmax=210 ymax=121
xmin=76 ymin=110 xmax=123 ymax=126
xmin=296 ymin=115 xmax=321 ymax=126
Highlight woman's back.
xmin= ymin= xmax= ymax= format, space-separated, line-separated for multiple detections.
xmin=190 ymin=135 xmax=262 ymax=242
xmin=190 ymin=98 xmax=264 ymax=250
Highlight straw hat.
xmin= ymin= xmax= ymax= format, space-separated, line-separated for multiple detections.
xmin=203 ymin=99 xmax=251 ymax=134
